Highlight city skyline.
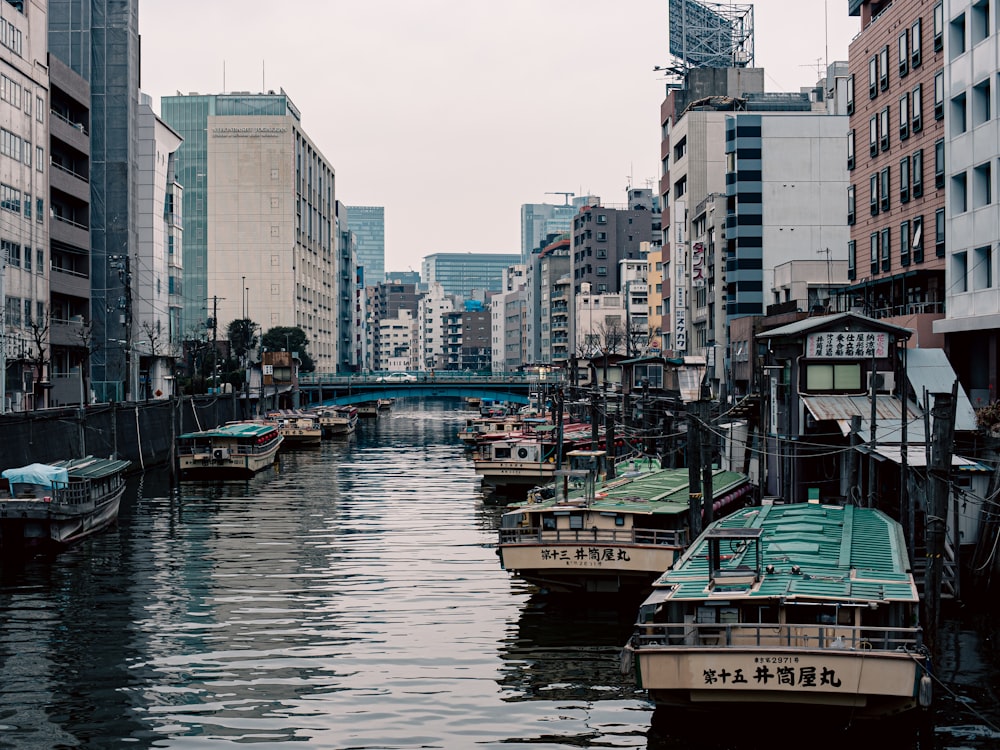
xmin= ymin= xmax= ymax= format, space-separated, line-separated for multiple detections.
xmin=138 ymin=1 xmax=859 ymax=271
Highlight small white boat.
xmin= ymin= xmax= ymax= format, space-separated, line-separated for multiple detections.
xmin=176 ymin=421 xmax=283 ymax=478
xmin=623 ymin=502 xmax=931 ymax=721
xmin=472 ymin=423 xmax=593 ymax=494
xmin=0 ymin=456 xmax=131 ymax=550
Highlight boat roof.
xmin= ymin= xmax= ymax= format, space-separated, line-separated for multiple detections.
xmin=509 ymin=466 xmax=751 ymax=517
xmin=177 ymin=422 xmax=278 ymax=440
xmin=3 ymin=456 xmax=130 ymax=486
xmin=654 ymin=503 xmax=918 ymax=604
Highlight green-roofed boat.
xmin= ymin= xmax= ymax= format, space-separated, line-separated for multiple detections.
xmin=176 ymin=421 xmax=283 ymax=478
xmin=0 ymin=456 xmax=131 ymax=550
xmin=623 ymin=502 xmax=931 ymax=720
xmin=497 ymin=450 xmax=755 ymax=594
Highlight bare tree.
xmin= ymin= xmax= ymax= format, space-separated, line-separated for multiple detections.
xmin=24 ymin=309 xmax=50 ymax=409
xmin=594 ymin=319 xmax=625 ymax=384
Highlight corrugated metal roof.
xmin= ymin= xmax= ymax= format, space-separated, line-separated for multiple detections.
xmin=52 ymin=455 xmax=131 ymax=480
xmin=904 ymin=348 xmax=977 ymax=431
xmin=761 ymin=311 xmax=912 ymax=340
xmin=653 ymin=503 xmax=918 ymax=604
xmin=177 ymin=422 xmax=277 ymax=440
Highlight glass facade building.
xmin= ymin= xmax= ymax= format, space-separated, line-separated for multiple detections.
xmin=421 ymin=253 xmax=521 ymax=301
xmin=49 ymin=0 xmax=141 ymax=401
xmin=345 ymin=205 xmax=385 ymax=285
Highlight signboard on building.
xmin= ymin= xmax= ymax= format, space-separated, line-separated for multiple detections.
xmin=806 ymin=332 xmax=889 ymax=359
xmin=675 ymin=286 xmax=687 ymax=352
xmin=692 ymin=242 xmax=705 ymax=287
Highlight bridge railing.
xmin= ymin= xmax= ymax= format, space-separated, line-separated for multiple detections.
xmin=298 ymin=372 xmax=565 ymax=386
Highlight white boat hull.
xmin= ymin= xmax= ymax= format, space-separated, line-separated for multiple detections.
xmin=178 ymin=444 xmax=281 ymax=478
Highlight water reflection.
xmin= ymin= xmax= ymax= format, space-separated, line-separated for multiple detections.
xmin=0 ymin=401 xmax=996 ymax=748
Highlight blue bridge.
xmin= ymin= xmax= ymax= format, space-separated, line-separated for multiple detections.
xmin=297 ymin=372 xmax=564 ymax=408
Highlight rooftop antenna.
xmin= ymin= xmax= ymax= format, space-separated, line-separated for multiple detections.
xmin=545 ymin=191 xmax=574 ymax=205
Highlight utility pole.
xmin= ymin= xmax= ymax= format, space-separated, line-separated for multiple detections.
xmin=700 ymin=387 xmax=715 ymax=526
xmin=687 ymin=397 xmax=704 ymax=539
xmin=924 ymin=384 xmax=957 ymax=653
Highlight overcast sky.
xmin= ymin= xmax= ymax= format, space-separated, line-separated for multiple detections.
xmin=138 ymin=1 xmax=859 ymax=272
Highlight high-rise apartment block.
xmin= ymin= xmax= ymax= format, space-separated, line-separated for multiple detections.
xmin=846 ymin=0 xmax=946 ymax=349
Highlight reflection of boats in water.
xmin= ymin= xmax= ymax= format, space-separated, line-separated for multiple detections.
xmin=624 ymin=502 xmax=931 ymax=723
xmin=496 ymin=593 xmax=640 ymax=703
xmin=498 ymin=450 xmax=754 ymax=594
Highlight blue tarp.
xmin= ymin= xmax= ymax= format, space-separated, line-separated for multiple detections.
xmin=2 ymin=463 xmax=69 ymax=488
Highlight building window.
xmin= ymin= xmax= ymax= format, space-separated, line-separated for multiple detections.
xmin=879 ymin=107 xmax=890 ymax=151
xmin=869 ymin=55 xmax=878 ymax=98
xmin=912 ymin=149 xmax=924 ymax=197
xmin=972 ymin=78 xmax=990 ymax=126
xmin=912 ymin=18 xmax=923 ymax=67
xmin=880 ymin=167 xmax=891 ymax=211
xmin=870 ymin=173 xmax=880 ymax=215
xmin=954 ymin=251 xmax=968 ymax=292
xmin=972 ymin=0 xmax=990 ymax=44
xmin=870 ymin=232 xmax=879 ymax=276
xmin=881 ymin=227 xmax=891 ymax=272
xmin=974 ymin=246 xmax=993 ymax=289
xmin=900 ymin=220 xmax=911 ymax=266
xmin=879 ymin=45 xmax=890 ymax=91
xmin=847 ymin=74 xmax=855 ymax=114
xmin=899 ymin=29 xmax=909 ymax=76
xmin=847 ymin=185 xmax=856 ymax=225
xmin=935 ymin=208 xmax=946 ymax=256
xmin=847 ymin=129 xmax=855 ymax=170
xmin=899 ymin=94 xmax=910 ymax=139
xmin=913 ymin=215 xmax=925 ymax=263
xmin=933 ymin=3 xmax=944 ymax=51
xmin=950 ymin=13 xmax=966 ymax=59
xmin=912 ymin=84 xmax=923 ymax=132
xmin=869 ymin=115 xmax=878 ymax=157
xmin=934 ymin=72 xmax=945 ymax=119
xmin=951 ymin=92 xmax=968 ymax=133
xmin=952 ymin=172 xmax=968 ymax=213
xmin=848 ymin=239 xmax=856 ymax=280
xmin=934 ymin=138 xmax=945 ymax=188
xmin=900 ymin=157 xmax=911 ymax=202
xmin=973 ymin=162 xmax=992 ymax=208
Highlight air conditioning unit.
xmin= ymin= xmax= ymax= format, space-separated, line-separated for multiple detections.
xmin=869 ymin=371 xmax=895 ymax=394
xmin=212 ymin=447 xmax=230 ymax=461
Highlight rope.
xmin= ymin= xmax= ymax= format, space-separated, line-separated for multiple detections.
xmin=903 ymin=646 xmax=1000 ymax=733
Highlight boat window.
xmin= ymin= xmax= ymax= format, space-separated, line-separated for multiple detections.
xmin=542 ymin=517 xmax=556 ymax=530
xmin=569 ymin=514 xmax=584 ymax=530
xmin=494 ymin=448 xmax=511 ymax=459
xmin=615 ymin=515 xmax=625 ymax=527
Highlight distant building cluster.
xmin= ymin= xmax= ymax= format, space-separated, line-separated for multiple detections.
xmin=1 ymin=0 xmax=998 ymax=411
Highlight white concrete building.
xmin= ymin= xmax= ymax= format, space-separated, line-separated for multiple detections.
xmin=417 ymin=282 xmax=454 ymax=371
xmin=135 ymin=94 xmax=182 ymax=398
xmin=933 ymin=0 xmax=1000 ymax=405
xmin=376 ymin=310 xmax=414 ymax=372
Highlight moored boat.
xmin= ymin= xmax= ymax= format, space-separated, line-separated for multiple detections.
xmin=0 ymin=456 xmax=131 ymax=550
xmin=176 ymin=421 xmax=283 ymax=478
xmin=266 ymin=410 xmax=323 ymax=447
xmin=358 ymin=402 xmax=379 ymax=418
xmin=377 ymin=398 xmax=393 ymax=411
xmin=498 ymin=450 xmax=754 ymax=593
xmin=315 ymin=405 xmax=359 ymax=437
xmin=472 ymin=423 xmax=593 ymax=495
xmin=623 ymin=502 xmax=931 ymax=721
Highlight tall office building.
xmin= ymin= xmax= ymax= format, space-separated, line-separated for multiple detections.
xmin=161 ymin=90 xmax=341 ymax=374
xmin=521 ymin=196 xmax=600 ymax=263
xmin=49 ymin=0 xmax=141 ymax=401
xmin=345 ymin=205 xmax=384 ymax=285
xmin=422 ymin=252 xmax=520 ymax=300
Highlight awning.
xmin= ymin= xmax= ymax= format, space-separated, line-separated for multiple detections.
xmin=800 ymin=394 xmax=921 ymax=439
xmin=866 ymin=446 xmax=986 ymax=468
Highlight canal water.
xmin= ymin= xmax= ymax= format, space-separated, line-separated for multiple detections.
xmin=0 ymin=400 xmax=998 ymax=749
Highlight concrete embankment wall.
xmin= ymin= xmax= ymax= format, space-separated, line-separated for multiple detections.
xmin=0 ymin=394 xmax=243 ymax=471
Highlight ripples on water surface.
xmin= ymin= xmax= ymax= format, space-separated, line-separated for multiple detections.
xmin=0 ymin=400 xmax=997 ymax=749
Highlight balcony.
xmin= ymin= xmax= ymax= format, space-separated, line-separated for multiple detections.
xmin=49 ymin=111 xmax=90 ymax=155
xmin=50 ymin=162 xmax=90 ymax=202
xmin=50 ymin=214 xmax=89 ymax=250
xmin=49 ymin=266 xmax=90 ymax=299
xmin=50 ymin=317 xmax=86 ymax=348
